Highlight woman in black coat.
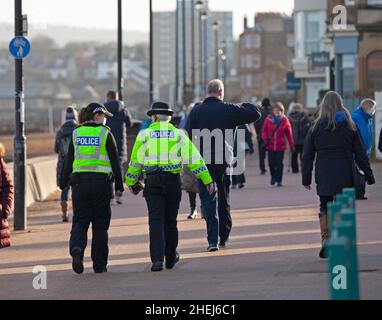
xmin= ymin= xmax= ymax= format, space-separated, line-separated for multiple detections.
xmin=302 ymin=91 xmax=375 ymax=259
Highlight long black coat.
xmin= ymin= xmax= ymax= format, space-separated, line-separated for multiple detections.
xmin=302 ymin=119 xmax=375 ymax=197
xmin=54 ymin=120 xmax=77 ymax=187
xmin=104 ymin=100 xmax=132 ymax=163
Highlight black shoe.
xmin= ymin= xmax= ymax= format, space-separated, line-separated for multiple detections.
xmin=238 ymin=183 xmax=245 ymax=189
xmin=277 ymin=182 xmax=283 ymax=187
xmin=94 ymin=267 xmax=108 ymax=274
xmin=71 ymin=247 xmax=84 ymax=274
xmin=261 ymin=170 xmax=267 ymax=175
xmin=270 ymin=177 xmax=276 ymax=186
xmin=151 ymin=262 xmax=164 ymax=272
xmin=219 ymin=242 xmax=226 ymax=249
xmin=166 ymin=253 xmax=180 ymax=270
xmin=207 ymin=245 xmax=219 ymax=252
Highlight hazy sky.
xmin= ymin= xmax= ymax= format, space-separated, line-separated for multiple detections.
xmin=0 ymin=0 xmax=294 ymax=38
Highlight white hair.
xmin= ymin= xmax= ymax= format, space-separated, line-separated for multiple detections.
xmin=207 ymin=79 xmax=224 ymax=95
xmin=153 ymin=114 xmax=172 ymax=122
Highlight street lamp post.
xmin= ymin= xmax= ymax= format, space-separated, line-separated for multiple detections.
xmin=175 ymin=1 xmax=179 ymax=107
xmin=182 ymin=0 xmax=186 ymax=106
xmin=202 ymin=11 xmax=208 ymax=96
xmin=149 ymin=0 xmax=153 ymax=105
xmin=191 ymin=0 xmax=195 ymax=101
xmin=117 ymin=0 xmax=123 ymax=101
xmin=212 ymin=21 xmax=220 ymax=79
xmin=14 ymin=0 xmax=27 ymax=231
xmin=220 ymin=40 xmax=227 ymax=84
xmin=196 ymin=1 xmax=204 ymax=99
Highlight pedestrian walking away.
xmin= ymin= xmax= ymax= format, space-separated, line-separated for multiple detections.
xmin=254 ymin=98 xmax=272 ymax=175
xmin=352 ymin=98 xmax=376 ymax=159
xmin=179 ymin=102 xmax=202 ymax=220
xmin=302 ymin=91 xmax=375 ymax=260
xmin=262 ymin=102 xmax=295 ymax=188
xmin=287 ymin=103 xmax=311 ymax=174
xmin=60 ymin=103 xmax=124 ymax=274
xmin=0 ymin=143 xmax=14 ymax=249
xmin=104 ymin=90 xmax=132 ymax=205
xmin=126 ymin=102 xmax=214 ymax=272
xmin=186 ymin=79 xmax=261 ymax=252
xmin=55 ymin=105 xmax=78 ymax=222
xmin=232 ymin=124 xmax=254 ymax=189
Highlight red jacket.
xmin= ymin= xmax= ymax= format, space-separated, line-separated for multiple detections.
xmin=0 ymin=157 xmax=14 ymax=249
xmin=261 ymin=115 xmax=295 ymax=152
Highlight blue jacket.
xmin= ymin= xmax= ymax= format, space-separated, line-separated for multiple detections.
xmin=352 ymin=107 xmax=373 ymax=158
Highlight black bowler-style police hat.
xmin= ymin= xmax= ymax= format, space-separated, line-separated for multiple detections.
xmin=147 ymin=102 xmax=174 ymax=117
xmin=87 ymin=102 xmax=113 ymax=117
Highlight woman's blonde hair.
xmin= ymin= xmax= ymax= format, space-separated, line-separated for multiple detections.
xmin=315 ymin=91 xmax=356 ymax=131
xmin=274 ymin=102 xmax=285 ymax=114
xmin=0 ymin=142 xmax=5 ymax=158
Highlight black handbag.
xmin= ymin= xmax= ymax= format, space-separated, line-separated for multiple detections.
xmin=352 ymin=161 xmax=366 ymax=200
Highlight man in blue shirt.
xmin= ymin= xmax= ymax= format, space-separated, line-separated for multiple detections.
xmin=352 ymin=99 xmax=377 ymax=159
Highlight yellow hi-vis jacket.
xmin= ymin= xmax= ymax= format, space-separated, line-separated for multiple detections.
xmin=72 ymin=125 xmax=112 ymax=174
xmin=126 ymin=121 xmax=212 ymax=186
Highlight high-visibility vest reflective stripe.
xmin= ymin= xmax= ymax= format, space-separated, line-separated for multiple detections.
xmin=72 ymin=126 xmax=112 ymax=174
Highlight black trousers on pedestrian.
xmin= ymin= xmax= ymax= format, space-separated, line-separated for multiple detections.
xmin=291 ymin=144 xmax=304 ymax=173
xmin=257 ymin=138 xmax=267 ymax=173
xmin=70 ymin=175 xmax=112 ymax=270
xmin=268 ymin=151 xmax=285 ymax=184
xmin=188 ymin=191 xmax=197 ymax=210
xmin=232 ymin=173 xmax=246 ymax=186
xmin=144 ymin=174 xmax=182 ymax=264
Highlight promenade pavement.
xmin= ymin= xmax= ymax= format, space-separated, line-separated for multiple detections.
xmin=1 ymin=155 xmax=381 ymax=300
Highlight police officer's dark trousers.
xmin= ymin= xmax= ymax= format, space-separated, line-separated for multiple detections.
xmin=144 ymin=173 xmax=182 ymax=264
xmin=70 ymin=173 xmax=112 ymax=270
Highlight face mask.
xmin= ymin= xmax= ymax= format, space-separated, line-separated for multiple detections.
xmin=103 ymin=117 xmax=107 ymax=126
xmin=368 ymin=106 xmax=376 ymax=117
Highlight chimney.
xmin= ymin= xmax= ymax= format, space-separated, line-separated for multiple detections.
xmin=244 ymin=15 xmax=248 ymax=30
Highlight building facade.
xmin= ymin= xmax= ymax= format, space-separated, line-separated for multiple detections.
xmin=326 ymin=0 xmax=382 ymax=109
xmin=153 ymin=0 xmax=234 ymax=108
xmin=239 ymin=13 xmax=294 ymax=102
xmin=292 ymin=0 xmax=328 ymax=109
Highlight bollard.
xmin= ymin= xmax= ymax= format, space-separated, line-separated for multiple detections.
xmin=334 ymin=222 xmax=360 ymax=300
xmin=328 ymin=237 xmax=352 ymax=300
xmin=328 ymin=203 xmax=342 ymax=238
xmin=336 ymin=194 xmax=351 ymax=209
xmin=343 ymin=188 xmax=356 ymax=209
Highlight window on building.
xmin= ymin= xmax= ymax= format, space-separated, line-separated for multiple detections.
xmin=345 ymin=0 xmax=356 ymax=5
xmin=367 ymin=0 xmax=382 ymax=6
xmin=341 ymin=54 xmax=357 ymax=96
xmin=367 ymin=51 xmax=382 ymax=92
xmin=253 ymin=55 xmax=261 ymax=69
xmin=305 ymin=12 xmax=321 ymax=55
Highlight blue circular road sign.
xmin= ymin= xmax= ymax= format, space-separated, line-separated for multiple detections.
xmin=9 ymin=36 xmax=31 ymax=59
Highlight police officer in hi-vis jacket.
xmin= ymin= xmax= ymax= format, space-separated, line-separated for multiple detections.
xmin=126 ymin=102 xmax=215 ymax=272
xmin=61 ymin=103 xmax=124 ymax=274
